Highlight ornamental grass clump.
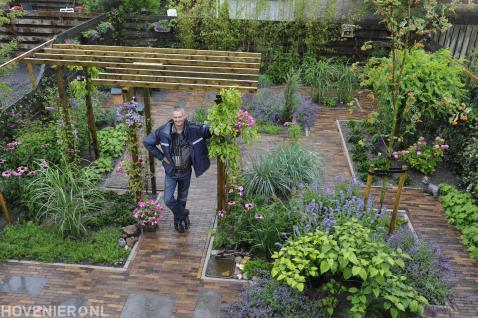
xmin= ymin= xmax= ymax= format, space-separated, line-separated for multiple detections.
xmin=244 ymin=143 xmax=320 ymax=199
xmin=25 ymin=161 xmax=103 ymax=238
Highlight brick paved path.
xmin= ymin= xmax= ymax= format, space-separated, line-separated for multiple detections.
xmin=0 ymin=88 xmax=477 ymax=317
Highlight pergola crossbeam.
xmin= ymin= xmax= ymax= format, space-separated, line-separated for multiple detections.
xmin=98 ymin=72 xmax=258 ymax=87
xmin=52 ymin=43 xmax=261 ymax=58
xmin=91 ymin=78 xmax=257 ymax=93
xmin=34 ymin=53 xmax=261 ymax=68
xmin=105 ymin=67 xmax=258 ymax=80
xmin=24 ymin=58 xmax=259 ymax=75
xmin=44 ymin=48 xmax=261 ymax=63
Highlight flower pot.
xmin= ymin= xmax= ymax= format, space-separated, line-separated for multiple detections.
xmin=142 ymin=223 xmax=158 ymax=232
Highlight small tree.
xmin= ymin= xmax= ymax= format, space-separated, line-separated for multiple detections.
xmin=363 ymin=0 xmax=457 ymax=205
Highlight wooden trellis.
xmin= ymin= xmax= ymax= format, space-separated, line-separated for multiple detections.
xmin=25 ymin=44 xmax=261 ymax=207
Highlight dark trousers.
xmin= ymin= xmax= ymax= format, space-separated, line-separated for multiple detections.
xmin=164 ymin=170 xmax=192 ymax=221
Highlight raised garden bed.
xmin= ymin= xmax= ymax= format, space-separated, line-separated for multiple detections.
xmin=337 ymin=119 xmax=460 ymax=188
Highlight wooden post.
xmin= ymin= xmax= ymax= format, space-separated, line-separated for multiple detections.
xmin=54 ymin=65 xmax=75 ymax=161
xmin=217 ymin=157 xmax=226 ymax=212
xmin=143 ymin=88 xmax=157 ymax=194
xmin=0 ymin=192 xmax=12 ymax=224
xmin=83 ymin=66 xmax=100 ymax=160
xmin=27 ymin=61 xmax=36 ymax=89
xmin=124 ymin=87 xmax=133 ymax=103
xmin=130 ymin=126 xmax=142 ymax=202
xmin=388 ymin=165 xmax=408 ymax=235
xmin=364 ymin=165 xmax=375 ymax=205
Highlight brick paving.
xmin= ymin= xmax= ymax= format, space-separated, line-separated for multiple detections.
xmin=0 ymin=88 xmax=477 ymax=317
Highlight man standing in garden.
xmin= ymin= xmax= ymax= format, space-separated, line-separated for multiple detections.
xmin=143 ymin=106 xmax=212 ymax=233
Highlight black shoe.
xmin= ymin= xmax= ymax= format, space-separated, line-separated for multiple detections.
xmin=184 ymin=209 xmax=190 ymax=230
xmin=184 ymin=216 xmax=190 ymax=230
xmin=174 ymin=220 xmax=185 ymax=233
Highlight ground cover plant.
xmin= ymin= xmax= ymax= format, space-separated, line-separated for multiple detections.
xmin=439 ymin=183 xmax=478 ymax=261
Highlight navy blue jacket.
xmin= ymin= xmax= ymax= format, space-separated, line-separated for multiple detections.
xmin=143 ymin=119 xmax=212 ymax=177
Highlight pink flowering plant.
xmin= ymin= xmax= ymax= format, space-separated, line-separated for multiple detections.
xmin=132 ymin=199 xmax=163 ymax=228
xmin=214 ymin=183 xmax=293 ymax=256
xmin=397 ymin=136 xmax=449 ymax=175
xmin=208 ymin=89 xmax=259 ymax=179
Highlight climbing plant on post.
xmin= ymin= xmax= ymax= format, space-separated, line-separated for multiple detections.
xmin=116 ymin=100 xmax=144 ymax=202
xmin=54 ymin=65 xmax=78 ymax=164
xmin=207 ymin=89 xmax=259 ymax=213
xmin=362 ymin=0 xmax=457 ymax=208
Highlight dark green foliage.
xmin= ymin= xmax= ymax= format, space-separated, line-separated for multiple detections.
xmin=215 ymin=199 xmax=296 ymax=257
xmin=439 ymin=184 xmax=478 ymax=260
xmin=243 ymin=258 xmax=273 ymax=278
xmin=85 ymin=191 xmax=136 ymax=230
xmin=257 ymin=122 xmax=282 ymax=135
xmin=189 ymin=105 xmax=209 ymax=125
xmin=0 ymin=222 xmax=129 ymax=265
xmin=348 ymin=134 xmax=363 ymax=144
xmin=266 ymin=51 xmax=301 ymax=84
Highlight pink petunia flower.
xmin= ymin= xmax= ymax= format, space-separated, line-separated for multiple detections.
xmin=2 ymin=170 xmax=11 ymax=177
xmin=218 ymin=209 xmax=225 ymax=217
xmin=442 ymin=144 xmax=449 ymax=149
xmin=28 ymin=171 xmax=37 ymax=177
xmin=245 ymin=203 xmax=254 ymax=210
xmin=255 ymin=213 xmax=264 ymax=220
xmin=416 ymin=151 xmax=422 ymax=156
xmin=0 ymin=159 xmax=5 ymax=164
xmin=227 ymin=201 xmax=236 ymax=206
xmin=228 ymin=188 xmax=234 ymax=194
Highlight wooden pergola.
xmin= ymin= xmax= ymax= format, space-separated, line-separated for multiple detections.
xmin=24 ymin=44 xmax=261 ymax=209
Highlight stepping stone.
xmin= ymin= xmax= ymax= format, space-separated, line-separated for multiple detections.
xmin=192 ymin=289 xmax=222 ymax=318
xmin=57 ymin=297 xmax=87 ymax=318
xmin=120 ymin=293 xmax=174 ymax=318
xmin=0 ymin=276 xmax=47 ymax=295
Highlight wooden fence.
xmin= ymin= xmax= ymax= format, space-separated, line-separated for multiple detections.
xmin=433 ymin=25 xmax=478 ymax=61
xmin=0 ymin=11 xmax=96 ymax=51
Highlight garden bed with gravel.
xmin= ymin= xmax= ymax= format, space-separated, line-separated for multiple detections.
xmin=337 ymin=119 xmax=460 ymax=188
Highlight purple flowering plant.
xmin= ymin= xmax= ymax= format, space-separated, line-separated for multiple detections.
xmin=291 ymin=179 xmax=387 ymax=236
xmin=116 ymin=101 xmax=143 ymax=128
xmin=242 ymin=89 xmax=318 ymax=130
xmin=228 ymin=274 xmax=326 ymax=318
xmin=387 ymin=227 xmax=453 ymax=305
